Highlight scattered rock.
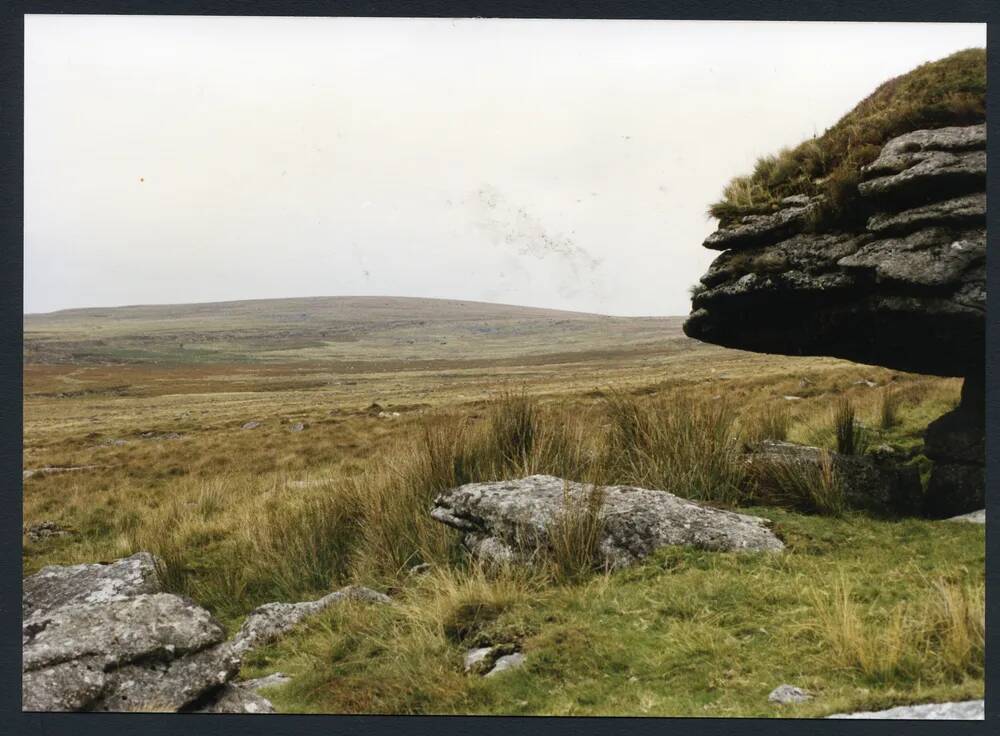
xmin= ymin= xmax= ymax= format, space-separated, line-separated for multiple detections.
xmin=24 ymin=520 xmax=70 ymax=543
xmin=378 ymin=411 xmax=401 ymax=419
xmin=230 ymin=585 xmax=391 ymax=656
xmin=485 ymin=653 xmax=526 ymax=678
xmin=23 ymin=465 xmax=106 ymax=480
xmin=768 ymin=684 xmax=812 ymax=704
xmin=407 ymin=562 xmax=433 ymax=577
xmin=140 ymin=432 xmax=182 ymax=441
xmin=241 ymin=421 xmax=260 ymax=430
xmin=365 ymin=402 xmax=384 ymax=416
xmin=99 ymin=438 xmax=129 ymax=447
xmin=431 ymin=475 xmax=784 ymax=569
xmin=463 ymin=647 xmax=495 ymax=674
xmin=942 ymin=509 xmax=984 ymax=525
xmin=827 ymin=699 xmax=983 ymax=720
xmin=288 ymin=422 xmax=306 ymax=432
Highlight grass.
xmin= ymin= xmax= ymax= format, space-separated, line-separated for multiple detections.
xmin=708 ymin=48 xmax=986 ymax=228
xmin=237 ymin=510 xmax=983 ymax=716
xmin=749 ymin=447 xmax=845 ymax=516
xmin=22 ymin=326 xmax=980 ymax=715
xmin=833 ymin=397 xmax=870 ymax=456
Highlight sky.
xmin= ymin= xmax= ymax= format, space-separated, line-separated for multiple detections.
xmin=24 ymin=17 xmax=986 ymax=316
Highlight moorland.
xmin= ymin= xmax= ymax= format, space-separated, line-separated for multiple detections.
xmin=22 ymin=295 xmax=984 ymax=716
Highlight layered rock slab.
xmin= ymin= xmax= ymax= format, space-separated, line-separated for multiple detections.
xmin=22 ymin=550 xmax=393 ymax=712
xmin=431 ymin=475 xmax=783 ymax=568
xmin=685 ymin=124 xmax=986 ymax=516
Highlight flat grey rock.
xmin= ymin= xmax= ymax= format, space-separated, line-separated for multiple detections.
xmin=91 ymin=643 xmax=240 ymax=712
xmin=23 ymin=551 xmax=161 ymax=619
xmin=943 ymin=509 xmax=985 ymax=524
xmin=431 ymin=475 xmax=783 ymax=569
xmin=22 ymin=659 xmax=108 ymax=712
xmin=242 ymin=672 xmax=292 ymax=691
xmin=827 ymin=699 xmax=983 ymax=720
xmin=704 ymin=198 xmax=822 ymax=251
xmin=23 ymin=593 xmax=226 ymax=673
xmin=866 ymin=193 xmax=985 ymax=236
xmin=768 ymin=683 xmax=812 ymax=704
xmin=485 ymin=653 xmax=526 ymax=677
xmin=230 ymin=585 xmax=390 ymax=656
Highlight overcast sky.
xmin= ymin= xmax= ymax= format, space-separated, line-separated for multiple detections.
xmin=24 ymin=17 xmax=985 ymax=316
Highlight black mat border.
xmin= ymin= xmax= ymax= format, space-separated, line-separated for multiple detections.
xmin=1 ymin=2 xmax=997 ymax=734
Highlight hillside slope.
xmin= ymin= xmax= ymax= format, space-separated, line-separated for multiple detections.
xmin=24 ymin=296 xmax=689 ymax=365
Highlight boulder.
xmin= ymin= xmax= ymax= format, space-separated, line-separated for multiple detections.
xmin=21 ymin=553 xmax=383 ymax=713
xmin=23 ymin=593 xmax=226 ymax=673
xmin=230 ymin=585 xmax=391 ymax=656
xmin=23 ymin=551 xmax=161 ymax=618
xmin=431 ymin=475 xmax=784 ymax=569
xmin=745 ymin=441 xmax=922 ymax=514
xmin=827 ymin=699 xmax=983 ymax=720
xmin=685 ymin=124 xmax=985 ymax=515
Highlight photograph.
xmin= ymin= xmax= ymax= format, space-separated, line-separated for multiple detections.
xmin=21 ymin=15 xmax=986 ymax=719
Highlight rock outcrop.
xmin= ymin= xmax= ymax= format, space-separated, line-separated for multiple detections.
xmin=745 ymin=440 xmax=922 ymax=514
xmin=22 ymin=552 xmax=390 ymax=712
xmin=685 ymin=124 xmax=985 ymax=516
xmin=431 ymin=475 xmax=784 ymax=568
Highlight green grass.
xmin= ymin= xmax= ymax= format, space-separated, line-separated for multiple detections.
xmin=239 ymin=510 xmax=983 ymax=716
xmin=708 ymin=48 xmax=986 ymax=228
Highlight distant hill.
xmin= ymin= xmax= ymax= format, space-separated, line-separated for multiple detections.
xmin=24 ymin=296 xmax=691 ymax=366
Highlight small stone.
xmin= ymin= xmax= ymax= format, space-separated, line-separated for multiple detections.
xmin=241 ymin=421 xmax=260 ymax=430
xmin=768 ymin=684 xmax=812 ymax=704
xmin=24 ymin=521 xmax=70 ymax=542
xmin=942 ymin=509 xmax=985 ymax=525
xmin=289 ymin=422 xmax=305 ymax=433
xmin=485 ymin=653 xmax=526 ymax=677
xmin=463 ymin=647 xmax=494 ymax=674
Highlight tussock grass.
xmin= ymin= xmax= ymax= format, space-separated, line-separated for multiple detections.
xmin=833 ymin=398 xmax=870 ymax=456
xmin=740 ymin=403 xmax=792 ymax=444
xmin=812 ymin=577 xmax=984 ymax=684
xmin=749 ymin=448 xmax=844 ymax=516
xmin=547 ymin=481 xmax=607 ymax=582
xmin=709 ymin=49 xmax=986 ymax=228
xmin=879 ymin=388 xmax=902 ymax=430
xmin=601 ymin=392 xmax=745 ymax=504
